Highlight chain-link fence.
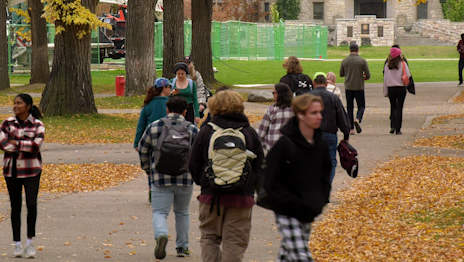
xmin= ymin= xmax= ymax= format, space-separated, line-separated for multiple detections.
xmin=7 ymin=20 xmax=327 ymax=74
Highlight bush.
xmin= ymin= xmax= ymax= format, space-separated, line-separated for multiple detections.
xmin=275 ymin=0 xmax=301 ymax=20
xmin=361 ymin=38 xmax=372 ymax=46
xmin=443 ymin=0 xmax=464 ymax=22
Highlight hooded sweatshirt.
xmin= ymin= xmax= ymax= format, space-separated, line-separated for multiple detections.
xmin=264 ymin=117 xmax=332 ymax=222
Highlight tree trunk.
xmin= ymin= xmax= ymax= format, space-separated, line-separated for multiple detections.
xmin=125 ymin=0 xmax=157 ymax=96
xmin=40 ymin=0 xmax=98 ymax=116
xmin=0 ymin=0 xmax=11 ymax=91
xmin=29 ymin=0 xmax=50 ymax=84
xmin=162 ymin=0 xmax=184 ymax=80
xmin=191 ymin=0 xmax=216 ymax=87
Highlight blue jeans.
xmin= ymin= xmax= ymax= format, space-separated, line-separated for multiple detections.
xmin=151 ymin=184 xmax=194 ymax=248
xmin=345 ymin=90 xmax=365 ymax=129
xmin=321 ymin=132 xmax=337 ymax=183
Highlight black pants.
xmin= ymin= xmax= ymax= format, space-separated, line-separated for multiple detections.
xmin=185 ymin=103 xmax=195 ymax=124
xmin=459 ymin=58 xmax=464 ymax=84
xmin=5 ymin=174 xmax=41 ymax=241
xmin=388 ymin=87 xmax=407 ymax=132
xmin=345 ymin=90 xmax=366 ymax=129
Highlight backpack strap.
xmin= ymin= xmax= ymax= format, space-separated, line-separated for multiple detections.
xmin=171 ymin=77 xmax=177 ymax=87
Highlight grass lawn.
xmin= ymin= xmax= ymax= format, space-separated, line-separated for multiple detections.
xmin=8 ymin=46 xmax=460 ymax=93
xmin=213 ymin=60 xmax=457 ymax=85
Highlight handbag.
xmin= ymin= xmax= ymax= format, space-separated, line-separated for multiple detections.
xmin=401 ymin=61 xmax=410 ymax=86
xmin=407 ymin=75 xmax=415 ymax=95
xmin=337 ymin=140 xmax=359 ymax=178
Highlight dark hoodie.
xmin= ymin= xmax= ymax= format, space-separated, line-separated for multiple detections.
xmin=189 ymin=113 xmax=264 ymax=198
xmin=263 ymin=117 xmax=332 ymax=223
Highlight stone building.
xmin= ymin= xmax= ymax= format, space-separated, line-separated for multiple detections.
xmin=298 ymin=0 xmax=443 ymax=26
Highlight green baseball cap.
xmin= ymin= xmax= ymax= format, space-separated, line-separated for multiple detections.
xmin=313 ymin=72 xmax=327 ymax=79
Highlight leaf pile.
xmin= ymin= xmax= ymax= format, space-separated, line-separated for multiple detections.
xmin=43 ymin=113 xmax=138 ymax=144
xmin=432 ymin=113 xmax=464 ymax=124
xmin=452 ymin=91 xmax=464 ymax=103
xmin=310 ymin=156 xmax=464 ymax=261
xmin=0 ymin=163 xmax=141 ymax=194
xmin=414 ymin=135 xmax=464 ymax=149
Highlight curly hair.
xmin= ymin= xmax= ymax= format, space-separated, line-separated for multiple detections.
xmin=208 ymin=90 xmax=244 ymax=116
xmin=282 ymin=56 xmax=303 ymax=74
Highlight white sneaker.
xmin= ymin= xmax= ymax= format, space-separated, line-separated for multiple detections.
xmin=24 ymin=244 xmax=36 ymax=258
xmin=13 ymin=243 xmax=22 ymax=257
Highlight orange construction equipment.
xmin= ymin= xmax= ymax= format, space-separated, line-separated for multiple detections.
xmin=115 ymin=75 xmax=125 ymax=96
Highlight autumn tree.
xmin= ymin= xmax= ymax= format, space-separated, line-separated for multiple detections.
xmin=211 ymin=0 xmax=267 ymax=22
xmin=29 ymin=0 xmax=50 ymax=84
xmin=162 ymin=0 xmax=184 ymax=80
xmin=276 ymin=0 xmax=301 ymax=20
xmin=40 ymin=0 xmax=108 ymax=116
xmin=191 ymin=0 xmax=216 ymax=86
xmin=125 ymin=0 xmax=157 ymax=96
xmin=0 ymin=0 xmax=11 ymax=91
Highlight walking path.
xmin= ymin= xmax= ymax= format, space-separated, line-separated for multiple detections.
xmin=0 ymin=82 xmax=462 ymax=261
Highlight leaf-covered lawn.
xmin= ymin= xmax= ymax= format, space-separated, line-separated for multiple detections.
xmin=432 ymin=114 xmax=464 ymax=125
xmin=310 ymin=156 xmax=464 ymax=261
xmin=0 ymin=163 xmax=141 ymax=195
xmin=414 ymin=135 xmax=464 ymax=149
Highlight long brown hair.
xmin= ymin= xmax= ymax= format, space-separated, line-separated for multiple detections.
xmin=282 ymin=56 xmax=303 ymax=74
xmin=143 ymin=86 xmax=163 ymax=107
xmin=387 ymin=55 xmax=402 ymax=70
xmin=274 ymin=82 xmax=292 ymax=109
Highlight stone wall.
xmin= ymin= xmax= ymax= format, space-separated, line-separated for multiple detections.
xmin=336 ymin=16 xmax=395 ymax=47
xmin=418 ymin=20 xmax=464 ymax=44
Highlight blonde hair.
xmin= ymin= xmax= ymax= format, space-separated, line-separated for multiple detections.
xmin=208 ymin=90 xmax=244 ymax=116
xmin=189 ymin=63 xmax=197 ymax=81
xmin=327 ymin=72 xmax=336 ymax=83
xmin=292 ymin=94 xmax=324 ymax=117
xmin=282 ymin=56 xmax=303 ymax=74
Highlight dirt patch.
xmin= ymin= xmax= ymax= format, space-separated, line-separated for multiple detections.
xmin=14 ymin=83 xmax=46 ymax=93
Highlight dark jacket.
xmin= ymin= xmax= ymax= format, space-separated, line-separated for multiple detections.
xmin=263 ymin=117 xmax=332 ymax=223
xmin=310 ymin=86 xmax=350 ymax=140
xmin=189 ymin=113 xmax=264 ymax=196
xmin=280 ymin=73 xmax=313 ymax=93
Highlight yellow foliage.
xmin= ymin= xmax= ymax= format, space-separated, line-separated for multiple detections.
xmin=41 ymin=0 xmax=111 ymax=39
xmin=9 ymin=7 xmax=32 ymax=41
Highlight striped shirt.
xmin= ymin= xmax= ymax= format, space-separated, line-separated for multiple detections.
xmin=0 ymin=115 xmax=45 ymax=178
xmin=138 ymin=113 xmax=198 ymax=187
xmin=256 ymin=104 xmax=294 ymax=154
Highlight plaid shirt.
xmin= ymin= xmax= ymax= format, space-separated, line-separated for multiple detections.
xmin=139 ymin=113 xmax=198 ymax=187
xmin=0 ymin=115 xmax=45 ymax=178
xmin=256 ymin=104 xmax=294 ymax=154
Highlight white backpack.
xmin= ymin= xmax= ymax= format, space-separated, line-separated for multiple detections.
xmin=205 ymin=123 xmax=256 ymax=191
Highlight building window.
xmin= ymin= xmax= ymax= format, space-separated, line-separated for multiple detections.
xmin=417 ymin=2 xmax=427 ymax=20
xmin=313 ymin=3 xmax=324 ymax=20
xmin=378 ymin=26 xmax=384 ymax=37
xmin=347 ymin=26 xmax=353 ymax=37
xmin=265 ymin=2 xmax=270 ymax=22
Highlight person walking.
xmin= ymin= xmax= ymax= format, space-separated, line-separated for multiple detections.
xmin=384 ymin=47 xmax=411 ymax=135
xmin=0 ymin=94 xmax=45 ymax=258
xmin=134 ymin=77 xmax=172 ymax=202
xmin=310 ymin=72 xmax=350 ymax=183
xmin=189 ymin=90 xmax=264 ymax=262
xmin=257 ymin=82 xmax=294 ymax=155
xmin=170 ymin=62 xmax=200 ymax=125
xmin=138 ymin=96 xmax=199 ymax=259
xmin=263 ymin=94 xmax=332 ymax=262
xmin=340 ymin=43 xmax=370 ymax=134
xmin=457 ymin=34 xmax=464 ymax=86
xmin=184 ymin=56 xmax=208 ymax=118
xmin=280 ymin=56 xmax=313 ymax=95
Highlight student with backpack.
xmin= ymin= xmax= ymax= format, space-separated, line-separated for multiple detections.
xmin=170 ymin=62 xmax=200 ymax=125
xmin=263 ymin=94 xmax=332 ymax=262
xmin=189 ymin=90 xmax=264 ymax=262
xmin=138 ymin=96 xmax=199 ymax=259
xmin=280 ymin=56 xmax=313 ymax=96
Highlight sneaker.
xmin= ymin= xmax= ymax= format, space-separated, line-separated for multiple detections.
xmin=176 ymin=247 xmax=190 ymax=257
xmin=154 ymin=235 xmax=168 ymax=259
xmin=24 ymin=244 xmax=36 ymax=258
xmin=13 ymin=243 xmax=22 ymax=257
xmin=354 ymin=120 xmax=362 ymax=133
xmin=458 ymin=82 xmax=463 ymax=86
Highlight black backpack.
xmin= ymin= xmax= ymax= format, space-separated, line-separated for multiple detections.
xmin=290 ymin=74 xmax=312 ymax=95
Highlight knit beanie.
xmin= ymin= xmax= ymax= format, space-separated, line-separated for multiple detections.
xmin=390 ymin=47 xmax=401 ymax=59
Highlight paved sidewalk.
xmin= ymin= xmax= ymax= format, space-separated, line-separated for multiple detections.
xmin=0 ymin=82 xmax=462 ymax=261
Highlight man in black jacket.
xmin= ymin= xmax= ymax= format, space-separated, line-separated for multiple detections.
xmin=310 ymin=72 xmax=350 ymax=183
